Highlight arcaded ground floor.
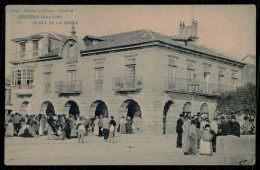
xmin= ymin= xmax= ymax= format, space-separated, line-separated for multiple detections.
xmin=11 ymin=93 xmax=216 ymax=134
xmin=4 ymin=133 xmax=247 ymax=165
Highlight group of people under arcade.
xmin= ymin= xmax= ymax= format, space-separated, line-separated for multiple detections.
xmin=176 ymin=112 xmax=255 ymax=156
xmin=5 ymin=112 xmax=143 ymax=143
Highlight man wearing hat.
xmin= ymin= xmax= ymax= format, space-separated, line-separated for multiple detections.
xmin=176 ymin=113 xmax=184 ymax=148
xmin=218 ymin=116 xmax=230 ymax=136
xmin=229 ymin=115 xmax=240 ymax=137
xmin=241 ymin=116 xmax=254 ymax=135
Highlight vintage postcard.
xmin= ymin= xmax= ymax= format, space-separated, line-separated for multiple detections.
xmin=5 ymin=5 xmax=256 ymax=165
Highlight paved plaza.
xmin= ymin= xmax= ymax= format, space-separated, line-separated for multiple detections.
xmin=4 ymin=133 xmax=235 ymax=165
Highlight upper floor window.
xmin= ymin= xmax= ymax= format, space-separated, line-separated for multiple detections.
xmin=168 ymin=58 xmax=177 ymax=79
xmin=95 ymin=68 xmax=104 ymax=82
xmin=33 ymin=41 xmax=39 ymax=56
xmin=187 ymin=62 xmax=196 ymax=80
xmin=218 ymin=69 xmax=225 ymax=85
xmin=67 ymin=70 xmax=76 ymax=85
xmin=11 ymin=69 xmax=34 ymax=87
xmin=20 ymin=43 xmax=26 ymax=57
xmin=95 ymin=67 xmax=104 ymax=91
xmin=231 ymin=71 xmax=238 ymax=87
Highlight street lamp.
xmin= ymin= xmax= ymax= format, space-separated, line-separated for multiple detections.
xmin=187 ymin=79 xmax=199 ymax=115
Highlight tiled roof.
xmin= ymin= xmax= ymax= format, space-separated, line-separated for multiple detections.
xmin=38 ymin=48 xmax=60 ymax=58
xmin=81 ymin=29 xmax=243 ymax=64
xmin=11 ymin=32 xmax=70 ymax=42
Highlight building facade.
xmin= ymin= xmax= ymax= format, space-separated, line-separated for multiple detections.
xmin=8 ymin=21 xmax=245 ymax=135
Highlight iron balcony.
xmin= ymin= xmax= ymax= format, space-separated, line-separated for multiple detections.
xmin=55 ymin=80 xmax=83 ymax=94
xmin=113 ymin=76 xmax=143 ymax=92
xmin=163 ymin=77 xmax=237 ymax=96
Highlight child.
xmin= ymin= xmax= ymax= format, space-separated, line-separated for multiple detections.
xmin=77 ymin=123 xmax=86 ymax=143
xmin=108 ymin=116 xmax=116 ymax=143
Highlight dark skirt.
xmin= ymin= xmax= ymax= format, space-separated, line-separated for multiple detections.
xmin=176 ymin=132 xmax=183 ymax=148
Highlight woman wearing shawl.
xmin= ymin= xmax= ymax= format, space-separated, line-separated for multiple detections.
xmin=119 ymin=116 xmax=126 ymax=134
xmin=93 ymin=116 xmax=100 ymax=136
xmin=182 ymin=116 xmax=191 ymax=155
xmin=199 ymin=124 xmax=215 ymax=156
xmin=46 ymin=124 xmax=60 ymax=140
xmin=5 ymin=118 xmax=14 ymax=137
xmin=70 ymin=116 xmax=77 ymax=138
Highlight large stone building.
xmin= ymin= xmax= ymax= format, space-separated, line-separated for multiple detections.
xmin=8 ymin=21 xmax=245 ymax=135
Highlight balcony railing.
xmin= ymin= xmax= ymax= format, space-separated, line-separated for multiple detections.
xmin=164 ymin=77 xmax=237 ymax=96
xmin=12 ymin=85 xmax=34 ymax=96
xmin=113 ymin=76 xmax=143 ymax=92
xmin=55 ymin=80 xmax=83 ymax=94
xmin=9 ymin=49 xmax=44 ymax=61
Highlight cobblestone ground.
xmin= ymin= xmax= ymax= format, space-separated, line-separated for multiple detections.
xmin=5 ymin=133 xmax=226 ymax=165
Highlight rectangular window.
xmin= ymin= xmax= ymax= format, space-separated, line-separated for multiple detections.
xmin=11 ymin=71 xmax=15 ymax=86
xmin=67 ymin=70 xmax=76 ymax=85
xmin=20 ymin=43 xmax=25 ymax=57
xmin=33 ymin=41 xmax=39 ymax=56
xmin=95 ymin=68 xmax=104 ymax=82
xmin=8 ymin=89 xmax=11 ymax=103
xmin=20 ymin=43 xmax=25 ymax=52
xmin=27 ymin=70 xmax=34 ymax=85
xmin=168 ymin=66 xmax=176 ymax=78
xmin=16 ymin=70 xmax=21 ymax=86
xmin=22 ymin=69 xmax=27 ymax=85
xmin=187 ymin=62 xmax=196 ymax=80
xmin=95 ymin=68 xmax=104 ymax=91
xmin=44 ymin=73 xmax=51 ymax=85
xmin=126 ymin=65 xmax=135 ymax=81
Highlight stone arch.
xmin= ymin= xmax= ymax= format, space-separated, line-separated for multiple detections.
xmin=163 ymin=100 xmax=178 ymax=135
xmin=183 ymin=102 xmax=191 ymax=113
xmin=39 ymin=101 xmax=55 ymax=116
xmin=20 ymin=101 xmax=30 ymax=115
xmin=63 ymin=100 xmax=80 ymax=116
xmin=119 ymin=99 xmax=142 ymax=120
xmin=200 ymin=103 xmax=209 ymax=117
xmin=89 ymin=100 xmax=108 ymax=118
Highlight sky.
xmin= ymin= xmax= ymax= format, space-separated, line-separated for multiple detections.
xmin=5 ymin=5 xmax=256 ymax=75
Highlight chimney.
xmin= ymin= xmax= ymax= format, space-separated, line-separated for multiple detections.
xmin=178 ymin=19 xmax=198 ymax=44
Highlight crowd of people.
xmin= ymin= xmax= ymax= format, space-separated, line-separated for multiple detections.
xmin=5 ymin=112 xmax=143 ymax=143
xmin=176 ymin=112 xmax=255 ymax=156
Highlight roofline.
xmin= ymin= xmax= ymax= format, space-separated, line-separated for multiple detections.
xmin=11 ymin=35 xmax=45 ymax=43
xmin=10 ymin=40 xmax=245 ymax=68
xmin=81 ymin=40 xmax=246 ymax=68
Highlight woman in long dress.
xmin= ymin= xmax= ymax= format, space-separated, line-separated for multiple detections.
xmin=5 ymin=118 xmax=14 ymax=137
xmin=70 ymin=118 xmax=77 ymax=138
xmin=94 ymin=116 xmax=100 ymax=136
xmin=119 ymin=116 xmax=126 ymax=134
xmin=199 ymin=124 xmax=214 ymax=156
xmin=39 ymin=117 xmax=44 ymax=136
xmin=46 ymin=124 xmax=60 ymax=140
xmin=182 ymin=116 xmax=191 ymax=155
